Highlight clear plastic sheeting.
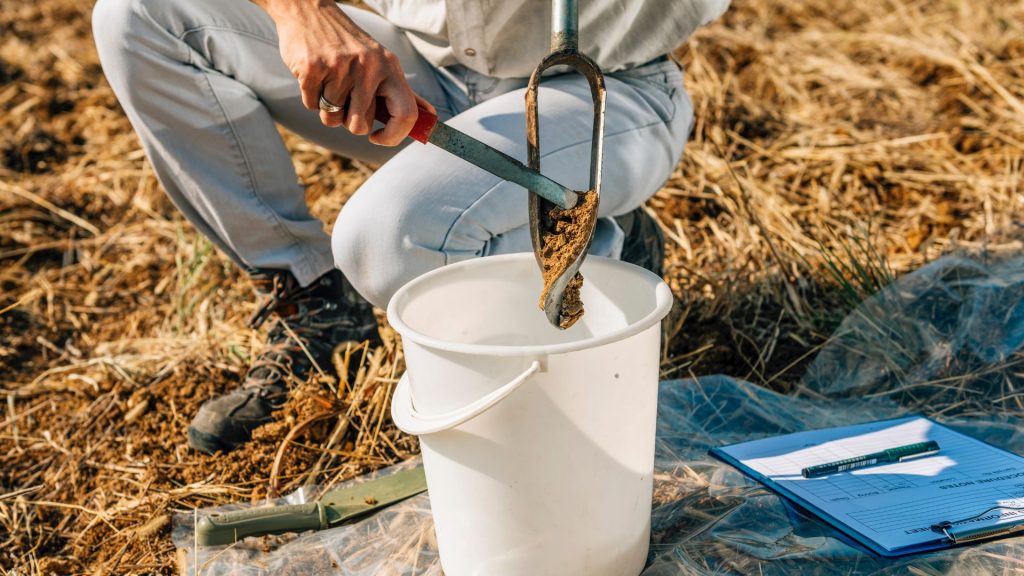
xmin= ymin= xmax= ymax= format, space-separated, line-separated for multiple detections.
xmin=174 ymin=254 xmax=1024 ymax=575
xmin=803 ymin=254 xmax=1024 ymax=400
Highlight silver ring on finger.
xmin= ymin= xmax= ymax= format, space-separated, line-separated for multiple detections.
xmin=319 ymin=93 xmax=344 ymax=114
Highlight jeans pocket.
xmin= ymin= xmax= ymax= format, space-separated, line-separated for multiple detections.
xmin=613 ymin=60 xmax=684 ymax=125
xmin=618 ymin=59 xmax=682 ymax=92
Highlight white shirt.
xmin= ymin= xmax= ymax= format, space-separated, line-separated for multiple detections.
xmin=364 ymin=0 xmax=730 ymax=78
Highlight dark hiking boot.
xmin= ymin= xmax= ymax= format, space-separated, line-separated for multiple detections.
xmin=187 ymin=269 xmax=379 ymax=454
xmin=616 ymin=206 xmax=665 ymax=277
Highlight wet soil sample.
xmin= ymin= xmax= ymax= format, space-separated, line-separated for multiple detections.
xmin=538 ymin=190 xmax=599 ymax=329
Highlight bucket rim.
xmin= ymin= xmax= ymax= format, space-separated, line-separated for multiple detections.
xmin=386 ymin=254 xmax=673 ymax=357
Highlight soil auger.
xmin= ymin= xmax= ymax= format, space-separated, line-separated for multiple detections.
xmin=374 ymin=0 xmax=604 ymax=328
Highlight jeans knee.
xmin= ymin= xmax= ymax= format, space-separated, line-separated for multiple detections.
xmin=331 ymin=200 xmax=404 ymax=309
xmin=92 ymin=0 xmax=187 ymax=66
xmin=92 ymin=0 xmax=159 ymax=82
xmin=92 ymin=0 xmax=133 ymax=58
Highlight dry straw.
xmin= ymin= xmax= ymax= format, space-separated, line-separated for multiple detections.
xmin=2 ymin=0 xmax=1023 ymax=572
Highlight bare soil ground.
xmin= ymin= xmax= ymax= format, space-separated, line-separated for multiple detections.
xmin=2 ymin=0 xmax=1023 ymax=573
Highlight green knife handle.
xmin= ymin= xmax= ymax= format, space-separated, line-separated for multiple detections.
xmin=196 ymin=501 xmax=328 ymax=546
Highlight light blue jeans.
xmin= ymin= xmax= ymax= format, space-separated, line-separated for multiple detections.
xmin=92 ymin=0 xmax=693 ymax=308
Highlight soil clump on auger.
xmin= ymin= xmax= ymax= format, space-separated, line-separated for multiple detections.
xmin=538 ymin=190 xmax=599 ymax=329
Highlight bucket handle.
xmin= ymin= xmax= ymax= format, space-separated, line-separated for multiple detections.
xmin=391 ymin=361 xmax=541 ymax=435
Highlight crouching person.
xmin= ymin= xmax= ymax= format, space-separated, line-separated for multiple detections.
xmin=92 ymin=0 xmax=727 ymax=453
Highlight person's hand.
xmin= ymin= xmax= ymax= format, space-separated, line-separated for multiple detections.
xmin=258 ymin=0 xmax=434 ymax=145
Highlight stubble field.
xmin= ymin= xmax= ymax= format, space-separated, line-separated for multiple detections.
xmin=2 ymin=0 xmax=1023 ymax=573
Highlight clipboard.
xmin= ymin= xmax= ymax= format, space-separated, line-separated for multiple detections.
xmin=709 ymin=416 xmax=1024 ymax=557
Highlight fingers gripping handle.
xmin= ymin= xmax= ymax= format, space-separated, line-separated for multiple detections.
xmin=373 ymin=97 xmax=438 ymax=144
xmin=196 ymin=502 xmax=328 ymax=546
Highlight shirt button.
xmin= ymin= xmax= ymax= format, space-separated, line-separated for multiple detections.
xmin=464 ymin=48 xmax=477 ymax=56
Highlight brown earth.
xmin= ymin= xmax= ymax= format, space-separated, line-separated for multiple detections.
xmin=3 ymin=0 xmax=1024 ymax=573
xmin=538 ymin=190 xmax=598 ymax=329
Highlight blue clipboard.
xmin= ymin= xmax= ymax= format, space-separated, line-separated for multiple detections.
xmin=708 ymin=416 xmax=1024 ymax=557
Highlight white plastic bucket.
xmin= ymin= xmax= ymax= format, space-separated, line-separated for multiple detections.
xmin=388 ymin=253 xmax=672 ymax=576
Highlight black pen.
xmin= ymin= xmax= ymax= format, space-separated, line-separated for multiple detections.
xmin=801 ymin=440 xmax=940 ymax=478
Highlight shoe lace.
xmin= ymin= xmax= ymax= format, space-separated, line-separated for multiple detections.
xmin=248 ymin=273 xmax=289 ymax=331
xmin=245 ymin=274 xmax=336 ymax=388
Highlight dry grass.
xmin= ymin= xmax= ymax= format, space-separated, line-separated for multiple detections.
xmin=2 ymin=0 xmax=1023 ymax=573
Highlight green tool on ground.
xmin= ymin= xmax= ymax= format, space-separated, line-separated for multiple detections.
xmin=195 ymin=467 xmax=427 ymax=546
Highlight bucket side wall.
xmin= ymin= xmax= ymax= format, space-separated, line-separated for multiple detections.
xmin=416 ymin=324 xmax=662 ymax=575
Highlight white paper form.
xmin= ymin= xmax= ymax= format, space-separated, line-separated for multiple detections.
xmin=716 ymin=416 xmax=1024 ymax=552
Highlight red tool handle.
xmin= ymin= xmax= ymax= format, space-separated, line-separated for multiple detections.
xmin=373 ymin=97 xmax=438 ymax=144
